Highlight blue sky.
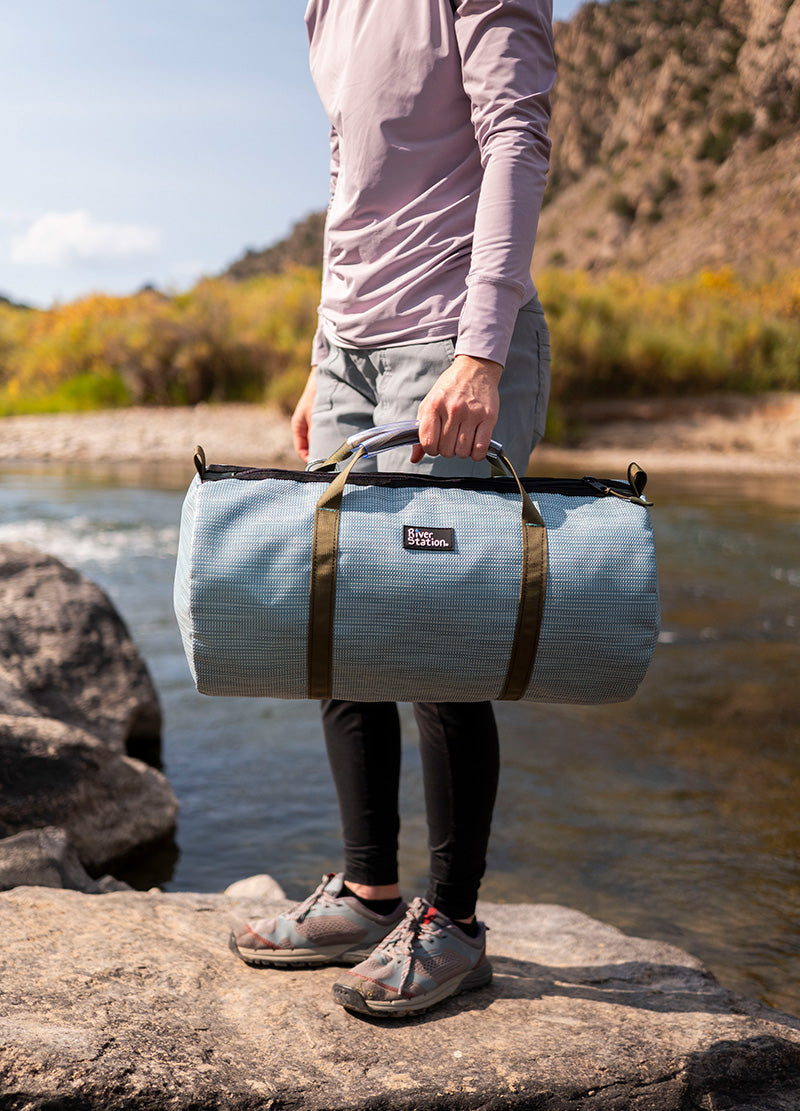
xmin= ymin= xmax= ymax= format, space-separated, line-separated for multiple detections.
xmin=1 ymin=1 xmax=586 ymax=308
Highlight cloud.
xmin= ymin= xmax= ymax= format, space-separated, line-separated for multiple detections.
xmin=10 ymin=210 xmax=160 ymax=267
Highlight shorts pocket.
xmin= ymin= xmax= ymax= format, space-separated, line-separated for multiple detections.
xmin=311 ymin=347 xmax=342 ymax=415
xmin=532 ymin=326 xmax=551 ymax=443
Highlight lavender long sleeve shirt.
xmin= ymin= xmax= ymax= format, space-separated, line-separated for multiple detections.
xmin=305 ymin=0 xmax=556 ymax=368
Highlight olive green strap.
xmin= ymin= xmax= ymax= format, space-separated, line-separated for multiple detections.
xmin=307 ymin=446 xmax=366 ymax=698
xmin=498 ymin=517 xmax=548 ymax=700
xmin=494 ymin=450 xmax=548 ymax=701
xmin=493 ymin=448 xmax=545 ymax=527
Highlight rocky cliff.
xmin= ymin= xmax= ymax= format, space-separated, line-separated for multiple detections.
xmin=536 ymin=0 xmax=800 ymax=278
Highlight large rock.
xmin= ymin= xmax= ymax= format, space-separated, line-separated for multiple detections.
xmin=0 ymin=543 xmax=161 ymax=755
xmin=0 ymin=827 xmax=130 ymax=893
xmin=2 ymin=887 xmax=800 ymax=1110
xmin=0 ymin=543 xmax=177 ymax=878
xmin=0 ymin=716 xmax=177 ymax=871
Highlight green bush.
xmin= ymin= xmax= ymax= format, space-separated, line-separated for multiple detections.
xmin=538 ymin=268 xmax=800 ymax=404
xmin=1 ymin=266 xmax=798 ymax=419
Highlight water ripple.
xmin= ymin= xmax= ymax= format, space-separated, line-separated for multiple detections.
xmin=0 ymin=517 xmax=178 ymax=568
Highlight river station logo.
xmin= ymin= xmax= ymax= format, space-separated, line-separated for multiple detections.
xmin=402 ymin=525 xmax=455 ymax=552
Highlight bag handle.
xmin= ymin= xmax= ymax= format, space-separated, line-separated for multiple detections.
xmin=307 ymin=419 xmax=504 ymax=468
xmin=307 ymin=424 xmax=547 ymax=700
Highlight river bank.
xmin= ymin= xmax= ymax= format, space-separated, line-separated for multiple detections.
xmin=2 ymin=392 xmax=799 ymax=476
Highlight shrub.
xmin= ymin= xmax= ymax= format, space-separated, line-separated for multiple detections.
xmin=608 ymin=192 xmax=637 ymax=220
xmin=1 ymin=266 xmax=798 ymax=419
xmin=0 ymin=270 xmax=320 ymax=415
xmin=696 ymin=128 xmax=733 ymax=163
xmin=537 ymin=267 xmax=800 ymax=405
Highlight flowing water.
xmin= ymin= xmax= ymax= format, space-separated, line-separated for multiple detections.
xmin=1 ymin=460 xmax=798 ymax=1015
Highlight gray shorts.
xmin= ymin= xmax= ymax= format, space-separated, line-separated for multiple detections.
xmin=308 ymin=296 xmax=550 ymax=477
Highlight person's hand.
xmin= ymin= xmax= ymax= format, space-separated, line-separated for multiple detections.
xmin=411 ymin=354 xmax=502 ymax=464
xmin=291 ymin=368 xmax=317 ymax=462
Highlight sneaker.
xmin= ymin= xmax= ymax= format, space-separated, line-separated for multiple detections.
xmin=229 ymin=872 xmax=407 ymax=968
xmin=331 ymin=897 xmax=492 ymax=1017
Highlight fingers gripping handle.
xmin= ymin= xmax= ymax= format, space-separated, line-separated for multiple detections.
xmin=312 ymin=424 xmax=544 ymax=528
xmin=349 ymin=419 xmax=504 ymax=461
xmin=308 ymin=420 xmax=503 ymax=469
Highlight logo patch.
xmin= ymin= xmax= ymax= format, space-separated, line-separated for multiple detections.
xmin=403 ymin=525 xmax=455 ymax=552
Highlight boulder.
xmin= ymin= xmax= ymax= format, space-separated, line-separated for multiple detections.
xmin=0 ymin=827 xmax=131 ymax=893
xmin=223 ymin=873 xmax=287 ymax=900
xmin=0 ymin=543 xmax=177 ymax=879
xmin=0 ymin=543 xmax=162 ymax=755
xmin=2 ymin=887 xmax=800 ymax=1110
xmin=0 ymin=716 xmax=177 ymax=871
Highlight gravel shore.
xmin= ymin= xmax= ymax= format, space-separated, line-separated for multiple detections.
xmin=1 ymin=393 xmax=799 ymax=477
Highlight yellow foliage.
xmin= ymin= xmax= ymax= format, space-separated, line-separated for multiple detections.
xmin=0 ymin=270 xmax=321 ymax=414
xmin=0 ymin=265 xmax=797 ymax=417
xmin=537 ymin=267 xmax=800 ymax=400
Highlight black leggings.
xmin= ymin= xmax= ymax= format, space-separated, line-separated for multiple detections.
xmin=321 ymin=699 xmax=499 ymax=921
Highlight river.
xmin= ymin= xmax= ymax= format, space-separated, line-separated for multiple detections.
xmin=1 ymin=459 xmax=798 ymax=1016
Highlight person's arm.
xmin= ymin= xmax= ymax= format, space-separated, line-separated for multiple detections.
xmin=310 ymin=124 xmax=339 ymax=369
xmin=414 ymin=0 xmax=555 ymax=462
xmin=291 ymin=368 xmax=317 ymax=463
xmin=295 ymin=126 xmax=340 ymax=461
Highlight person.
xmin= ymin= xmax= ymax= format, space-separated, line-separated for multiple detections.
xmin=230 ymin=0 xmax=556 ymax=1019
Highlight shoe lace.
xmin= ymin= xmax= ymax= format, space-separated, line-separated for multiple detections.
xmin=377 ymin=897 xmax=446 ymax=996
xmin=286 ymin=874 xmax=339 ymax=924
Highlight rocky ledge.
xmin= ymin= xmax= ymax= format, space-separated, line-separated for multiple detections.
xmin=2 ymin=885 xmax=800 ymax=1111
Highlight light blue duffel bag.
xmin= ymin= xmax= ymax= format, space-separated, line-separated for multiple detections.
xmin=174 ymin=421 xmax=660 ymax=704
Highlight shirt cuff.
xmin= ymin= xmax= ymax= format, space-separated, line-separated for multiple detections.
xmin=454 ymin=278 xmax=528 ymax=367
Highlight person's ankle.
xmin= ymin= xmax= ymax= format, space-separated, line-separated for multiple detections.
xmin=343 ymin=880 xmax=402 ymax=916
xmin=344 ymin=880 xmax=401 ymax=901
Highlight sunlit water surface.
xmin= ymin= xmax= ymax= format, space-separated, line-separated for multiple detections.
xmin=0 ymin=459 xmax=797 ymax=1015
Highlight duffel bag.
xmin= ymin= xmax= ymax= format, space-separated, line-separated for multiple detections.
xmin=173 ymin=421 xmax=660 ymax=704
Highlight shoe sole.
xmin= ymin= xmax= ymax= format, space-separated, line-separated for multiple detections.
xmin=229 ymin=930 xmax=375 ymax=969
xmin=331 ymin=959 xmax=493 ymax=1018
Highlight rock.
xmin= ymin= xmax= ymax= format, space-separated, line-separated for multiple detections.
xmin=0 ymin=543 xmax=162 ymax=756
xmin=736 ymin=0 xmax=796 ymax=102
xmin=0 ymin=827 xmax=131 ymax=893
xmin=223 ymin=873 xmax=286 ymax=900
xmin=2 ymin=889 xmax=800 ymax=1110
xmin=0 ymin=543 xmax=177 ymax=879
xmin=0 ymin=715 xmax=178 ymax=872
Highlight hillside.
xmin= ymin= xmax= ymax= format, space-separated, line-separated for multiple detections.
xmin=225 ymin=0 xmax=800 ymax=282
xmin=537 ymin=0 xmax=800 ymax=278
xmin=223 ymin=212 xmax=326 ymax=280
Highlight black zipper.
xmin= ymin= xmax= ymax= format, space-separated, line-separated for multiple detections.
xmin=199 ymin=462 xmax=646 ymax=501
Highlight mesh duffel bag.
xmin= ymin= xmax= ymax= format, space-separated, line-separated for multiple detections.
xmin=174 ymin=421 xmax=660 ymax=704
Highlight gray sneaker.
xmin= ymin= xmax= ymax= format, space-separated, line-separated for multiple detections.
xmin=331 ymin=897 xmax=492 ymax=1017
xmin=229 ymin=872 xmax=407 ymax=968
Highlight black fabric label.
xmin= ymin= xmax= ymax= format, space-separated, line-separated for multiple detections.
xmin=403 ymin=525 xmax=455 ymax=552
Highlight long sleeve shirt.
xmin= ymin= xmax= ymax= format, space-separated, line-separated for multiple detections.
xmin=305 ymin=0 xmax=556 ymax=368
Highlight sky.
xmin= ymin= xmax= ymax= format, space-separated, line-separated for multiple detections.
xmin=1 ymin=0 xmax=587 ymax=309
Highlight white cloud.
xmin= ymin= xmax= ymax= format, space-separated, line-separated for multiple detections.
xmin=10 ymin=210 xmax=160 ymax=267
